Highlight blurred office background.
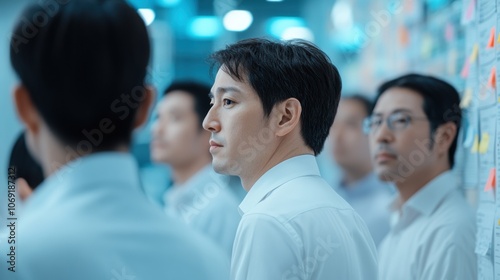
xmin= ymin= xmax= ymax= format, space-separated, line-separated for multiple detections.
xmin=0 ymin=0 xmax=466 ymax=202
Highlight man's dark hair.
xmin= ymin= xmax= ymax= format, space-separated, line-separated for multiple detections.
xmin=164 ymin=81 xmax=211 ymax=128
xmin=10 ymin=0 xmax=150 ymax=151
xmin=343 ymin=94 xmax=373 ymax=116
xmin=209 ymin=38 xmax=342 ymax=155
xmin=375 ymin=73 xmax=462 ymax=168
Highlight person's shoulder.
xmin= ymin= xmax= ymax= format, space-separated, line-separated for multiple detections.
xmin=255 ymin=175 xmax=353 ymax=214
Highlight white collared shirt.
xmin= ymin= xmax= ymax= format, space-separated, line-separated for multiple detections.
xmin=0 ymin=152 xmax=229 ymax=280
xmin=163 ymin=165 xmax=241 ymax=256
xmin=231 ymin=155 xmax=378 ymax=280
xmin=378 ymin=171 xmax=476 ymax=280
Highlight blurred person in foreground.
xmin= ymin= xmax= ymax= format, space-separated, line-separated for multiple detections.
xmin=0 ymin=1 xmax=229 ymax=279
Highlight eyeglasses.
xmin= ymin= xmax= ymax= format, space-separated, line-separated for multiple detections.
xmin=362 ymin=112 xmax=428 ymax=134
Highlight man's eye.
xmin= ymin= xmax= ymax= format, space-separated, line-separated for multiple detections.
xmin=223 ymin=99 xmax=234 ymax=106
xmin=393 ymin=117 xmax=407 ymax=124
xmin=371 ymin=119 xmax=382 ymax=126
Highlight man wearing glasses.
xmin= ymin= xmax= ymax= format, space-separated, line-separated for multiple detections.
xmin=364 ymin=74 xmax=476 ymax=279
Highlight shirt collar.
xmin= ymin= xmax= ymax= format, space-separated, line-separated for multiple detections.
xmin=390 ymin=170 xmax=459 ymax=218
xmin=239 ymin=154 xmax=320 ymax=215
xmin=25 ymin=152 xmax=141 ymax=209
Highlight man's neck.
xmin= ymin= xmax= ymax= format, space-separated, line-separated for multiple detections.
xmin=240 ymin=144 xmax=314 ymax=191
xmin=394 ymin=165 xmax=450 ymax=203
xmin=342 ymin=166 xmax=372 ymax=187
xmin=172 ymin=156 xmax=211 ymax=186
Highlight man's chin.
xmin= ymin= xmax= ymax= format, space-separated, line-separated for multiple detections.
xmin=212 ymin=157 xmax=242 ymax=175
xmin=374 ymin=166 xmax=401 ymax=183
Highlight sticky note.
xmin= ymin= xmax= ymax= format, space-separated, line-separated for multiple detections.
xmin=421 ymin=36 xmax=433 ymax=58
xmin=470 ymin=44 xmax=479 ymax=62
xmin=461 ymin=59 xmax=470 ymax=78
xmin=471 ymin=135 xmax=479 ymax=153
xmin=497 ymin=32 xmax=500 ymax=44
xmin=488 ymin=67 xmax=496 ymax=88
xmin=488 ymin=27 xmax=496 ymax=48
xmin=465 ymin=0 xmax=475 ymax=21
xmin=497 ymin=218 xmax=500 ymax=226
xmin=484 ymin=168 xmax=496 ymax=192
xmin=479 ymin=132 xmax=490 ymax=154
xmin=460 ymin=88 xmax=473 ymax=108
xmin=399 ymin=26 xmax=409 ymax=47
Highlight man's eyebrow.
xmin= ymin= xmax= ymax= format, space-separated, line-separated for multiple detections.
xmin=210 ymin=86 xmax=242 ymax=98
xmin=372 ymin=108 xmax=414 ymax=116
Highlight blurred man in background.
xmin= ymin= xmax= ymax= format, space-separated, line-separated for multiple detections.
xmin=329 ymin=95 xmax=393 ymax=246
xmin=366 ymin=74 xmax=476 ymax=279
xmin=151 ymin=81 xmax=241 ymax=256
xmin=0 ymin=1 xmax=229 ymax=279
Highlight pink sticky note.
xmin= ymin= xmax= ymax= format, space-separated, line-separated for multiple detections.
xmin=466 ymin=0 xmax=475 ymax=20
xmin=461 ymin=59 xmax=470 ymax=78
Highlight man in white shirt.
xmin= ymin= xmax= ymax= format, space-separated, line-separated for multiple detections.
xmin=365 ymin=74 xmax=476 ymax=280
xmin=203 ymin=38 xmax=378 ymax=280
xmin=329 ymin=95 xmax=393 ymax=246
xmin=151 ymin=81 xmax=241 ymax=256
xmin=0 ymin=1 xmax=229 ymax=279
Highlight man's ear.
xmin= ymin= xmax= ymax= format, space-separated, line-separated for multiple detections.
xmin=434 ymin=122 xmax=457 ymax=156
xmin=13 ymin=85 xmax=41 ymax=136
xmin=133 ymin=85 xmax=156 ymax=129
xmin=274 ymin=98 xmax=302 ymax=137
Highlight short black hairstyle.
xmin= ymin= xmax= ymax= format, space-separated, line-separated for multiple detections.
xmin=209 ymin=38 xmax=342 ymax=155
xmin=375 ymin=73 xmax=462 ymax=168
xmin=164 ymin=81 xmax=211 ymax=128
xmin=9 ymin=132 xmax=44 ymax=190
xmin=10 ymin=0 xmax=150 ymax=151
xmin=342 ymin=94 xmax=373 ymax=116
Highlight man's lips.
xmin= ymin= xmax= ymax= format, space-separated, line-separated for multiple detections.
xmin=209 ymin=140 xmax=223 ymax=147
xmin=375 ymin=152 xmax=397 ymax=163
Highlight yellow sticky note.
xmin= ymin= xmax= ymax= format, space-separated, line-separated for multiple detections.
xmin=497 ymin=218 xmax=500 ymax=226
xmin=471 ymin=135 xmax=479 ymax=153
xmin=460 ymin=88 xmax=473 ymax=108
xmin=470 ymin=44 xmax=479 ymax=63
xmin=479 ymin=133 xmax=490 ymax=154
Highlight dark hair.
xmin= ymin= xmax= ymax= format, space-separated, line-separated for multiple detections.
xmin=343 ymin=94 xmax=373 ymax=116
xmin=10 ymin=0 xmax=150 ymax=151
xmin=9 ymin=132 xmax=44 ymax=190
xmin=164 ymin=81 xmax=211 ymax=127
xmin=209 ymin=38 xmax=342 ymax=155
xmin=375 ymin=73 xmax=462 ymax=168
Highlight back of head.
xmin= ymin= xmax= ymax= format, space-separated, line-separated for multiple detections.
xmin=10 ymin=0 xmax=150 ymax=151
xmin=209 ymin=38 xmax=342 ymax=155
